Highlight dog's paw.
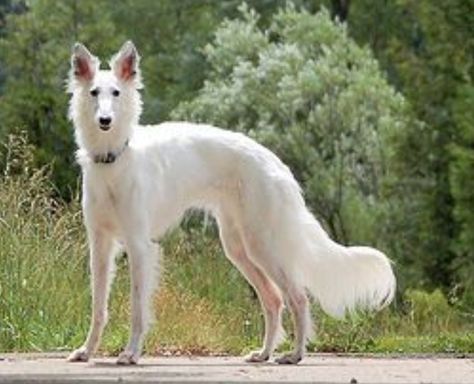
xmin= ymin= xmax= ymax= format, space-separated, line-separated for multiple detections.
xmin=116 ymin=350 xmax=139 ymax=365
xmin=67 ymin=347 xmax=90 ymax=362
xmin=275 ymin=353 xmax=302 ymax=365
xmin=245 ymin=350 xmax=270 ymax=363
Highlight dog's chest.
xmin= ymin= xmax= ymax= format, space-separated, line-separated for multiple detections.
xmin=83 ymin=167 xmax=134 ymax=224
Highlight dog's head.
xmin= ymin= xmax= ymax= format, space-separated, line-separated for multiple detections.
xmin=68 ymin=41 xmax=143 ymax=133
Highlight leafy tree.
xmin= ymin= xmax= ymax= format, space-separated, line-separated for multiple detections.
xmin=108 ymin=0 xmax=221 ymax=123
xmin=450 ymin=85 xmax=474 ymax=305
xmin=0 ymin=0 xmax=27 ymax=92
xmin=0 ymin=0 xmax=125 ymax=194
xmin=109 ymin=0 xmax=321 ymax=123
xmin=174 ymin=4 xmax=418 ymax=259
xmin=382 ymin=1 xmax=473 ymax=291
xmin=339 ymin=0 xmax=474 ymax=293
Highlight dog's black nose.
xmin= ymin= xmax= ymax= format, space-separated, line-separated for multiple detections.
xmin=99 ymin=117 xmax=112 ymax=127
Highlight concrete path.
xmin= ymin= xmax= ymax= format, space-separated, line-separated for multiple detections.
xmin=0 ymin=353 xmax=473 ymax=384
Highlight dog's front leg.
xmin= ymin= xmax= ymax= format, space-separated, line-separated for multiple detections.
xmin=117 ymin=237 xmax=159 ymax=365
xmin=68 ymin=230 xmax=118 ymax=362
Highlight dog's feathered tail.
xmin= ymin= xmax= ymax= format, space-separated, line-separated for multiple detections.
xmin=275 ymin=184 xmax=396 ymax=318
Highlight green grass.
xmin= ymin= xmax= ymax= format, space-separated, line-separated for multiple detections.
xmin=0 ymin=142 xmax=473 ymax=355
xmin=0 ymin=168 xmax=88 ymax=351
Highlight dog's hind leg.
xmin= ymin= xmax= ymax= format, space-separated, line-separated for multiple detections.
xmin=274 ymin=284 xmax=311 ymax=364
xmin=243 ymin=234 xmax=312 ymax=365
xmin=218 ymin=215 xmax=285 ymax=363
xmin=68 ymin=230 xmax=118 ymax=362
xmin=117 ymin=237 xmax=159 ymax=365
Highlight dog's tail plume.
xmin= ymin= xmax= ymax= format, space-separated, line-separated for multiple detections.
xmin=294 ymin=211 xmax=396 ymax=318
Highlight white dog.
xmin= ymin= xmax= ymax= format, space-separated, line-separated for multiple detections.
xmin=66 ymin=41 xmax=396 ymax=365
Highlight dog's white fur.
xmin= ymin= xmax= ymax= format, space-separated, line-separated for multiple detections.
xmin=67 ymin=41 xmax=396 ymax=365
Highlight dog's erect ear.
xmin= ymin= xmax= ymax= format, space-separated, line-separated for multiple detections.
xmin=71 ymin=43 xmax=98 ymax=82
xmin=110 ymin=41 xmax=142 ymax=88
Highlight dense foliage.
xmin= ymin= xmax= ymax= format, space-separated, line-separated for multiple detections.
xmin=0 ymin=0 xmax=473 ymax=346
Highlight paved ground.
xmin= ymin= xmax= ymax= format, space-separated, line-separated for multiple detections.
xmin=0 ymin=353 xmax=473 ymax=384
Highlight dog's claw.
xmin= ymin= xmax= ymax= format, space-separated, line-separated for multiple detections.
xmin=117 ymin=350 xmax=139 ymax=365
xmin=275 ymin=353 xmax=302 ymax=365
xmin=245 ymin=350 xmax=270 ymax=363
xmin=67 ymin=347 xmax=90 ymax=362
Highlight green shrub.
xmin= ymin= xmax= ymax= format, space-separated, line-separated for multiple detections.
xmin=0 ymin=134 xmax=88 ymax=351
xmin=173 ymin=4 xmax=419 ymax=250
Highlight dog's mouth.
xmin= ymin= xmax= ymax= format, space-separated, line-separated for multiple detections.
xmin=99 ymin=125 xmax=112 ymax=131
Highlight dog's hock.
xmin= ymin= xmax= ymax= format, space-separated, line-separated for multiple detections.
xmin=111 ymin=40 xmax=141 ymax=84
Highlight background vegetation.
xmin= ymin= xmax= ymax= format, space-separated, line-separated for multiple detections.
xmin=0 ymin=0 xmax=473 ymax=355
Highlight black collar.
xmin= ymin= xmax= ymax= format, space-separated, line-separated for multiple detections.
xmin=93 ymin=139 xmax=129 ymax=164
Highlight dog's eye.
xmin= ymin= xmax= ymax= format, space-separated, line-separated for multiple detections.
xmin=90 ymin=89 xmax=99 ymax=97
xmin=112 ymin=89 xmax=120 ymax=97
